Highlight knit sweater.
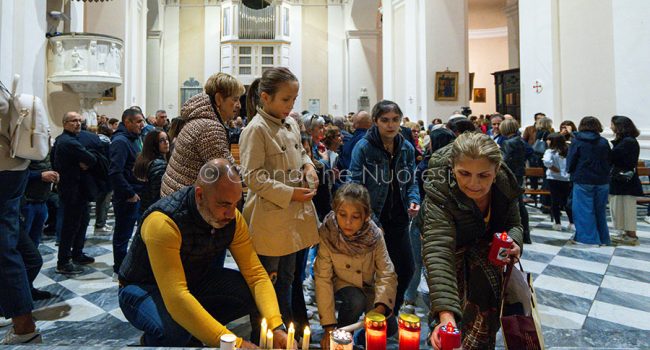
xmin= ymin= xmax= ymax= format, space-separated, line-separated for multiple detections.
xmin=160 ymin=93 xmax=235 ymax=197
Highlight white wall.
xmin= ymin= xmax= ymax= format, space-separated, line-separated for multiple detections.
xmin=288 ymin=3 xmax=303 ymax=111
xmin=301 ymin=3 xmax=328 ymax=113
xmin=468 ymin=32 xmax=508 ymax=116
xmin=612 ymin=0 xmax=650 ymax=158
xmin=327 ymin=3 xmax=346 ymax=115
xmin=162 ymin=5 xmax=180 ymax=117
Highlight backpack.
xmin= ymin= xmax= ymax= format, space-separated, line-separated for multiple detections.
xmin=532 ymin=138 xmax=546 ymax=155
xmin=0 ymin=75 xmax=51 ymax=161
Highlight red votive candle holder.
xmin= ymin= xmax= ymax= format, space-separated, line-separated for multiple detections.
xmin=488 ymin=231 xmax=513 ymax=266
xmin=439 ymin=322 xmax=461 ymax=350
xmin=365 ymin=311 xmax=387 ymax=350
xmin=398 ymin=313 xmax=420 ymax=350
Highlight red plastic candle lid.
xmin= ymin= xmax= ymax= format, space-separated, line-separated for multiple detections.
xmin=446 ymin=322 xmax=454 ymax=332
xmin=500 ymin=232 xmax=508 ymax=241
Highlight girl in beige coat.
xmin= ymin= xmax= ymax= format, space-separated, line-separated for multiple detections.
xmin=315 ymin=183 xmax=398 ymax=349
xmin=239 ymin=67 xmax=320 ymax=329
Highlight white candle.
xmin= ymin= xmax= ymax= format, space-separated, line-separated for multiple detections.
xmin=266 ymin=329 xmax=274 ymax=349
xmin=260 ymin=318 xmax=268 ymax=349
xmin=302 ymin=326 xmax=310 ymax=350
xmin=287 ymin=323 xmax=295 ymax=349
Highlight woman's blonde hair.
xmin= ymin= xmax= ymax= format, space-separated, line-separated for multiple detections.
xmin=499 ymin=118 xmax=520 ymax=137
xmin=450 ymin=132 xmax=502 ymax=168
xmin=404 ymin=121 xmax=420 ymax=131
xmin=204 ymin=72 xmax=245 ymax=98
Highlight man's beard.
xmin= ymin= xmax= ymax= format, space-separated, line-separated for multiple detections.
xmin=196 ymin=200 xmax=227 ymax=229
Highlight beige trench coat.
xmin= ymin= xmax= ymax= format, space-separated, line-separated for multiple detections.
xmin=314 ymin=231 xmax=398 ymax=326
xmin=239 ymin=108 xmax=319 ymax=257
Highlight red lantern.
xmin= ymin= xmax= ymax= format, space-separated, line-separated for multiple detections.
xmin=365 ymin=312 xmax=387 ymax=350
xmin=488 ymin=231 xmax=513 ymax=266
xmin=439 ymin=322 xmax=461 ymax=350
xmin=398 ymin=313 xmax=420 ymax=350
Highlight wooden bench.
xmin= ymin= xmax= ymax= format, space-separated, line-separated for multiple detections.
xmin=231 ymin=143 xmax=240 ymax=165
xmin=523 ymin=167 xmax=550 ymax=208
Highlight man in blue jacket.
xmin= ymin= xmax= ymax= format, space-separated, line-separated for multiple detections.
xmin=52 ymin=112 xmax=97 ymax=275
xmin=109 ymin=108 xmax=145 ymax=276
xmin=338 ymin=111 xmax=372 ymax=176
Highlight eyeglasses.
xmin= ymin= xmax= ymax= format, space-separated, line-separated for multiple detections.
xmin=159 ymin=138 xmax=169 ymax=143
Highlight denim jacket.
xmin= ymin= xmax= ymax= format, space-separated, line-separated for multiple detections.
xmin=349 ymin=125 xmax=420 ymax=225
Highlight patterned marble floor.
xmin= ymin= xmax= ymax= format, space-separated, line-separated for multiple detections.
xmin=2 ymin=206 xmax=650 ymax=349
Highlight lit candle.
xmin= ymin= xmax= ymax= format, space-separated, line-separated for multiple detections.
xmin=488 ymin=231 xmax=513 ymax=266
xmin=287 ymin=323 xmax=295 ymax=349
xmin=301 ymin=326 xmax=310 ymax=350
xmin=365 ymin=311 xmax=387 ymax=350
xmin=260 ymin=318 xmax=268 ymax=349
xmin=439 ymin=322 xmax=461 ymax=350
xmin=398 ymin=313 xmax=421 ymax=350
xmin=266 ymin=329 xmax=274 ymax=349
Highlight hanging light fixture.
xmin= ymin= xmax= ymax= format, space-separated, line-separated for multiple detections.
xmin=74 ymin=0 xmax=115 ymax=2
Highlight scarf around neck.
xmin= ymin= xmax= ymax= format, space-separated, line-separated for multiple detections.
xmin=321 ymin=211 xmax=381 ymax=256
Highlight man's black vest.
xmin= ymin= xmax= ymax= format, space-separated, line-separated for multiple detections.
xmin=119 ymin=186 xmax=236 ymax=288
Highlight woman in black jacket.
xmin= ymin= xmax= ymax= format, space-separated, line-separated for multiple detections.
xmin=500 ymin=118 xmax=531 ymax=243
xmin=609 ymin=116 xmax=642 ymax=246
xmin=134 ymin=130 xmax=169 ymax=214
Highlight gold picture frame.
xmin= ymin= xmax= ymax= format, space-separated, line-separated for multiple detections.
xmin=434 ymin=71 xmax=459 ymax=101
xmin=473 ymin=88 xmax=486 ymax=103
xmin=101 ymin=87 xmax=116 ymax=101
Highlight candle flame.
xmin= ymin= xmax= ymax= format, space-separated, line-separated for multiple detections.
xmin=304 ymin=326 xmax=311 ymax=335
xmin=446 ymin=322 xmax=454 ymax=332
xmin=262 ymin=318 xmax=267 ymax=326
xmin=500 ymin=232 xmax=508 ymax=241
xmin=289 ymin=322 xmax=295 ymax=332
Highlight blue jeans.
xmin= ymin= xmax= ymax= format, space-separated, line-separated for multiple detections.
xmin=0 ymin=169 xmax=32 ymax=318
xmin=259 ymin=253 xmax=296 ymax=326
xmin=112 ymin=200 xmax=141 ymax=273
xmin=572 ymin=183 xmax=610 ymax=245
xmin=21 ymin=201 xmax=48 ymax=246
xmin=404 ymin=223 xmax=422 ymax=303
xmin=335 ymin=286 xmax=398 ymax=346
xmin=118 ymin=268 xmax=258 ymax=346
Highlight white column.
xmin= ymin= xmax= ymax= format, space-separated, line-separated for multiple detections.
xmin=384 ymin=0 xmax=468 ymax=122
xmin=612 ymin=0 xmax=650 ymax=158
xmin=204 ymin=1 xmax=221 ymax=82
xmin=518 ymin=0 xmax=561 ymax=129
xmin=0 ymin=0 xmax=16 ymax=85
xmin=327 ymin=4 xmax=346 ymax=115
xmin=346 ymin=30 xmax=380 ymax=114
xmin=69 ymin=0 xmax=84 ymax=32
xmin=288 ymin=3 xmax=303 ymax=111
xmin=163 ymin=1 xmax=180 ymax=117
xmin=504 ymin=0 xmax=519 ymax=69
xmin=146 ymin=32 xmax=162 ymax=114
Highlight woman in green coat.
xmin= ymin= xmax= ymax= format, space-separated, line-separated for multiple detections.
xmin=422 ymin=132 xmax=523 ymax=350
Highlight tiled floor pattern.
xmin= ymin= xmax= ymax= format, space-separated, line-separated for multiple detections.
xmin=2 ymin=207 xmax=650 ymax=348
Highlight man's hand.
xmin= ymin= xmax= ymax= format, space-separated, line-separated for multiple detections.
xmin=506 ymin=242 xmax=521 ymax=263
xmin=41 ymin=171 xmax=59 ymax=183
xmin=292 ymin=188 xmax=316 ymax=202
xmin=273 ymin=329 xmax=296 ymax=349
xmin=126 ymin=194 xmax=140 ymax=203
xmin=239 ymin=340 xmax=259 ymax=349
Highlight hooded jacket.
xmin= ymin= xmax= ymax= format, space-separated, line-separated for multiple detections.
xmin=566 ymin=131 xmax=612 ymax=185
xmin=109 ymin=123 xmax=143 ymax=202
xmin=421 ymin=144 xmax=523 ymax=320
xmin=349 ymin=125 xmax=419 ymax=226
xmin=160 ymin=93 xmax=235 ymax=197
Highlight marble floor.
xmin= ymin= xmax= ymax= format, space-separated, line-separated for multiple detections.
xmin=2 ymin=205 xmax=650 ymax=349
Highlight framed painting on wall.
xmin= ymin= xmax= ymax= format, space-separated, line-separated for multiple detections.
xmin=434 ymin=71 xmax=459 ymax=101
xmin=473 ymin=88 xmax=486 ymax=103
xmin=101 ymin=87 xmax=116 ymax=101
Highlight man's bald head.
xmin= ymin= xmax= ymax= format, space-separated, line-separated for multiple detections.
xmin=196 ymin=159 xmax=241 ymax=192
xmin=353 ymin=111 xmax=372 ymax=129
xmin=195 ymin=159 xmax=242 ymax=228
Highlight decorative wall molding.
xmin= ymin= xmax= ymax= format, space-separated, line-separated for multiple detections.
xmin=346 ymin=29 xmax=380 ymax=39
xmin=469 ymin=26 xmax=508 ymax=39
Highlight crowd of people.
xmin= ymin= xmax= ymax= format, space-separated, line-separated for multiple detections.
xmin=0 ymin=67 xmax=644 ymax=349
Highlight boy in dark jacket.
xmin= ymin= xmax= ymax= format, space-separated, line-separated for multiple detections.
xmin=109 ymin=108 xmax=145 ymax=275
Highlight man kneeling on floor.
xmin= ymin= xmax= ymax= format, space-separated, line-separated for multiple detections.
xmin=117 ymin=159 xmax=291 ymax=348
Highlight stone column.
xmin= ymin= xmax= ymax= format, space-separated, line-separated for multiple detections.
xmin=163 ymin=0 xmax=180 ymax=117
xmin=204 ymin=0 xmax=221 ymax=82
xmin=505 ymin=0 xmax=519 ymax=69
xmin=146 ymin=31 xmax=162 ymax=114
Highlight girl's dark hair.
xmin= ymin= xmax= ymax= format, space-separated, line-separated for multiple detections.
xmin=167 ymin=117 xmax=186 ymax=143
xmin=578 ymin=116 xmax=603 ymax=133
xmin=547 ymin=132 xmax=568 ymax=158
xmin=323 ymin=125 xmax=340 ymax=149
xmin=447 ymin=118 xmax=476 ymax=134
xmin=611 ymin=115 xmax=640 ymax=139
xmin=560 ymin=120 xmax=576 ymax=131
xmin=332 ymin=183 xmax=372 ymax=219
xmin=371 ymin=100 xmax=403 ymax=121
xmin=98 ymin=124 xmax=113 ymax=137
xmin=246 ymin=67 xmax=298 ymax=119
xmin=134 ymin=130 xmax=167 ymax=180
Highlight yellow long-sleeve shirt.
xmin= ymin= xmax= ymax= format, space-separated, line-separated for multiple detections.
xmin=141 ymin=210 xmax=283 ymax=347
